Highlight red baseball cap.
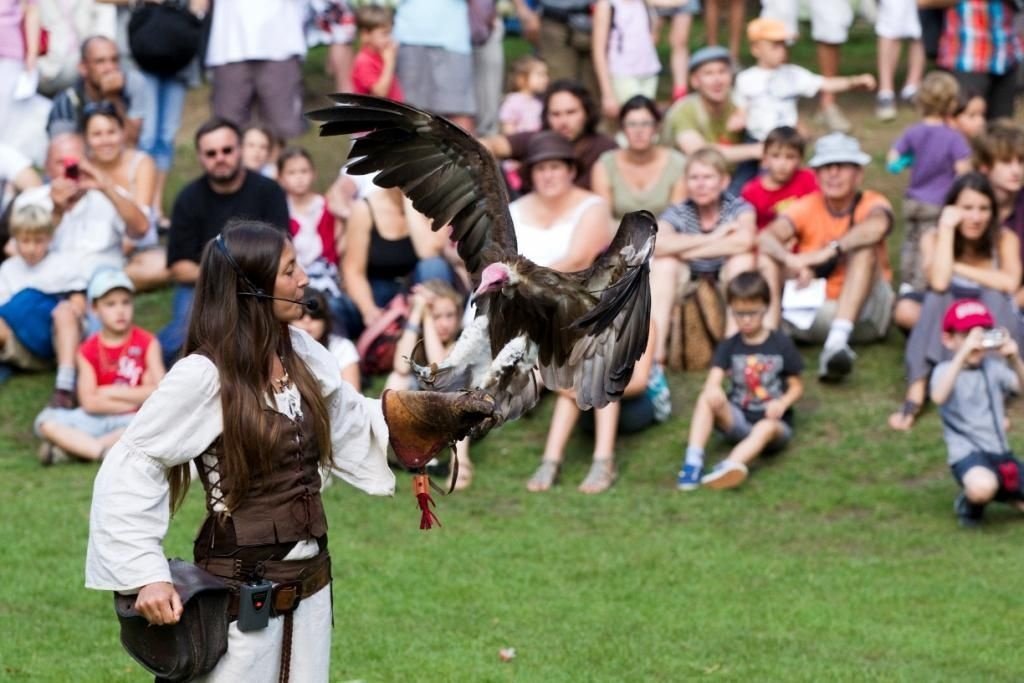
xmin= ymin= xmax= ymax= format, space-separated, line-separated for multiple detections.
xmin=942 ymin=299 xmax=994 ymax=333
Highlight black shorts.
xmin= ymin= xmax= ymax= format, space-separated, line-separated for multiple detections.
xmin=951 ymin=451 xmax=1024 ymax=501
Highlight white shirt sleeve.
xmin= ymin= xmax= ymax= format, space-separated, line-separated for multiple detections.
xmin=86 ymin=354 xmax=223 ymax=592
xmin=291 ymin=328 xmax=395 ymax=496
xmin=789 ymin=64 xmax=825 ymax=98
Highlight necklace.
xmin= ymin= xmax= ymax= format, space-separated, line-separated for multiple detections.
xmin=272 ymin=355 xmax=291 ymax=392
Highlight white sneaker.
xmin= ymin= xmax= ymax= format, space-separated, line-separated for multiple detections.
xmin=701 ymin=461 xmax=748 ymax=490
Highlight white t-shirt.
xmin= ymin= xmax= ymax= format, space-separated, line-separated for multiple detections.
xmin=0 ymin=250 xmax=88 ymax=305
xmin=733 ymin=64 xmax=824 ymax=141
xmin=328 ymin=334 xmax=359 ymax=373
xmin=51 ymin=188 xmax=127 ymax=277
xmin=205 ymin=0 xmax=307 ymax=66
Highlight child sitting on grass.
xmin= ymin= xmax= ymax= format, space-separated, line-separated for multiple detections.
xmin=930 ymin=299 xmax=1024 ymax=528
xmin=0 ymin=193 xmax=87 ymax=397
xmin=740 ymin=126 xmax=818 ymax=230
xmin=291 ymin=287 xmax=360 ymax=390
xmin=887 ymin=71 xmax=972 ymax=294
xmin=33 ymin=269 xmax=164 ymax=465
xmin=677 ymin=271 xmax=804 ymax=491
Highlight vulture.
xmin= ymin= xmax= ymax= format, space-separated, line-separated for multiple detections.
xmin=307 ymin=94 xmax=656 ymax=435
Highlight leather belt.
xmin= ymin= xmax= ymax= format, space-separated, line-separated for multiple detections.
xmin=200 ymin=552 xmax=332 ymax=621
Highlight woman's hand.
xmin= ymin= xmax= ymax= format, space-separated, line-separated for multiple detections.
xmin=75 ymin=157 xmax=112 ymax=194
xmin=937 ymin=205 xmax=962 ymax=232
xmin=134 ymin=581 xmax=183 ymax=626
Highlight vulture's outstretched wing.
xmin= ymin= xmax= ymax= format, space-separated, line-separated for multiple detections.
xmin=484 ymin=211 xmax=657 ymax=409
xmin=307 ymin=94 xmax=516 ymax=274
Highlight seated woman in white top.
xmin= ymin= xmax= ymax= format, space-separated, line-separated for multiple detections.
xmin=508 ymin=131 xmax=613 ymax=271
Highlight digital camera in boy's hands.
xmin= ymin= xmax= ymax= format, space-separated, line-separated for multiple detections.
xmin=981 ymin=329 xmax=1007 ymax=349
xmin=237 ymin=579 xmax=273 ymax=632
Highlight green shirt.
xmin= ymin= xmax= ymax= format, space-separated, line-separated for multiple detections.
xmin=660 ymin=94 xmax=742 ymax=150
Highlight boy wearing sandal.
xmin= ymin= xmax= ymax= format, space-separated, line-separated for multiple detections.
xmin=677 ymin=271 xmax=803 ymax=490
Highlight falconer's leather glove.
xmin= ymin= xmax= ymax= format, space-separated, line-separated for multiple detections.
xmin=381 ymin=389 xmax=496 ymax=469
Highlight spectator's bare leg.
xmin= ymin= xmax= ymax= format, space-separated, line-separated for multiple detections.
xmin=51 ymin=301 xmax=81 ymax=375
xmin=328 ymin=43 xmax=354 ymax=93
xmin=125 ymin=248 xmax=171 ymax=292
xmin=0 ymin=317 xmax=9 ymax=347
xmin=667 ymin=13 xmax=693 ymax=95
xmin=876 ymin=36 xmax=901 ymax=97
xmin=579 ymin=401 xmax=620 ymax=493
xmin=539 ymin=391 xmax=580 ymax=465
xmin=705 ymin=0 xmax=723 ymax=46
xmin=726 ymin=0 xmax=746 ymax=61
xmin=724 ymin=419 xmax=784 ymax=466
xmin=892 ymin=297 xmax=921 ymax=332
xmin=835 ymin=246 xmax=877 ymax=326
xmin=758 ymin=253 xmax=784 ymax=330
xmin=650 ymin=256 xmax=680 ymax=363
xmin=905 ymin=40 xmax=925 ymax=94
xmin=816 ymin=42 xmax=841 ymax=111
xmin=37 ymin=422 xmax=123 ymax=461
xmin=962 ymin=466 xmax=999 ymax=505
xmin=687 ymin=387 xmax=734 ymax=451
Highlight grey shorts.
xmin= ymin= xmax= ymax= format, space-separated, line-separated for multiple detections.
xmin=719 ymin=403 xmax=793 ymax=452
xmin=34 ymin=407 xmax=135 ymax=438
xmin=653 ymin=0 xmax=701 ymax=17
xmin=396 ymin=44 xmax=477 ymax=117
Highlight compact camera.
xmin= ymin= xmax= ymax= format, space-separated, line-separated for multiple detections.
xmin=981 ymin=328 xmax=1007 ymax=349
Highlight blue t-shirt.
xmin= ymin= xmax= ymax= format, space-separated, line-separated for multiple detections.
xmin=394 ymin=0 xmax=471 ymax=54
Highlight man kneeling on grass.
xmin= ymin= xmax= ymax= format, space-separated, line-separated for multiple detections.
xmin=931 ymin=299 xmax=1024 ymax=528
xmin=677 ymin=271 xmax=804 ymax=490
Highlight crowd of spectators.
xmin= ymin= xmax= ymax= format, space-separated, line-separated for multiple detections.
xmin=2 ymin=0 xmax=1024 ymax=525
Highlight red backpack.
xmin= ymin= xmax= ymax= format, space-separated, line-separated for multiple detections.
xmin=356 ymin=294 xmax=409 ymax=376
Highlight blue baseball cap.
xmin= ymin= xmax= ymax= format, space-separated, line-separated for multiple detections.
xmin=87 ymin=268 xmax=135 ymax=303
xmin=688 ymin=45 xmax=732 ymax=74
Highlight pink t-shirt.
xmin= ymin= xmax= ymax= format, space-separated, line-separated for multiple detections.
xmin=0 ymin=0 xmax=33 ymax=61
xmin=499 ymin=92 xmax=543 ymax=134
xmin=351 ymin=46 xmax=403 ymax=102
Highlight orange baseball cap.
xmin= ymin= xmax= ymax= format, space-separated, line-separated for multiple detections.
xmin=747 ymin=17 xmax=788 ymax=43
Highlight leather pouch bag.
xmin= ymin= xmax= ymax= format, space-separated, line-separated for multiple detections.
xmin=114 ymin=559 xmax=230 ymax=682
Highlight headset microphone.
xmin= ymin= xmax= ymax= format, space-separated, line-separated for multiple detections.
xmin=239 ymin=292 xmax=321 ymax=314
xmin=215 ymin=234 xmax=321 ymax=315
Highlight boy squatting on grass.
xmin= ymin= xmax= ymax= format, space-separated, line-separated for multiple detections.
xmin=930 ymin=299 xmax=1024 ymax=528
xmin=677 ymin=271 xmax=804 ymax=491
xmin=34 ymin=269 xmax=164 ymax=465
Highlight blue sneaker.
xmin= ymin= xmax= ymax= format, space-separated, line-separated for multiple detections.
xmin=677 ymin=463 xmax=702 ymax=491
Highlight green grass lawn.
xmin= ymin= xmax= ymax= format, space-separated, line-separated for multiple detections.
xmin=2 ymin=21 xmax=1024 ymax=682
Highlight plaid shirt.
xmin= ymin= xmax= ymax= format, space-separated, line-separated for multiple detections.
xmin=938 ymin=0 xmax=1024 ymax=75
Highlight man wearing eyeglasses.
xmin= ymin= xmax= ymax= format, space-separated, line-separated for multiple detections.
xmin=158 ymin=117 xmax=289 ymax=366
xmin=46 ymin=36 xmax=148 ymax=146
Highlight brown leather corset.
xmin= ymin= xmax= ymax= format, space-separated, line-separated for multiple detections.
xmin=193 ymin=401 xmax=327 ymax=573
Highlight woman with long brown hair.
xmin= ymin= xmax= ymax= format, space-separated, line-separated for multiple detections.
xmin=84 ymin=220 xmax=398 ymax=681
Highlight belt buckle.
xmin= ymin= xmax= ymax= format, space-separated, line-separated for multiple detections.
xmin=273 ymin=580 xmax=301 ymax=614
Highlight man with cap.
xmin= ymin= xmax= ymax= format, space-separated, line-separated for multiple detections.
xmin=660 ymin=45 xmax=762 ymax=194
xmin=758 ymin=132 xmax=895 ymax=382
xmin=931 ymin=298 xmax=1024 ymax=528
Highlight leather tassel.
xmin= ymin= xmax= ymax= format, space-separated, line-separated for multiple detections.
xmin=412 ymin=473 xmax=440 ymax=530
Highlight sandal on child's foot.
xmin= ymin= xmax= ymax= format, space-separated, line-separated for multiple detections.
xmin=578 ymin=458 xmax=617 ymax=495
xmin=526 ymin=460 xmax=560 ymax=492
